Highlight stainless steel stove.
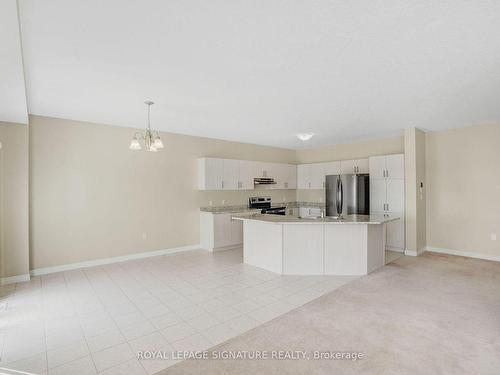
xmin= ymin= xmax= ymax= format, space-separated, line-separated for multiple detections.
xmin=249 ymin=196 xmax=286 ymax=216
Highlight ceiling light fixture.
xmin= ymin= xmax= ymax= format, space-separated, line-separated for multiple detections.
xmin=129 ymin=101 xmax=164 ymax=152
xmin=296 ymin=132 xmax=315 ymax=141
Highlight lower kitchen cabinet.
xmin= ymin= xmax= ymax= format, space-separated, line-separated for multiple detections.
xmin=200 ymin=212 xmax=243 ymax=251
xmin=299 ymin=207 xmax=322 ymax=218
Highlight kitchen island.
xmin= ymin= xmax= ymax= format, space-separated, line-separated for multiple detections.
xmin=232 ymin=213 xmax=399 ymax=276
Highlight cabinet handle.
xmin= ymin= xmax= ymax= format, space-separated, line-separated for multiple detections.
xmin=386 ymin=169 xmax=389 ymax=178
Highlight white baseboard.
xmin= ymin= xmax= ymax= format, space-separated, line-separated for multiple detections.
xmin=425 ymin=246 xmax=500 ymax=262
xmin=404 ymin=247 xmax=426 ymax=257
xmin=30 ymin=244 xmax=201 ymax=277
xmin=1 ymin=273 xmax=31 ymax=286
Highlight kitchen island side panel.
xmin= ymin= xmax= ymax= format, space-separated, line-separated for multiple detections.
xmin=324 ymin=225 xmax=368 ymax=275
xmin=283 ymin=224 xmax=324 ymax=275
xmin=243 ymin=220 xmax=283 ymax=273
xmin=367 ymin=223 xmax=386 ymax=273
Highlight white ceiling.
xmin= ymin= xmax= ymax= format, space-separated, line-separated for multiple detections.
xmin=0 ymin=0 xmax=28 ymax=124
xmin=8 ymin=0 xmax=500 ymax=148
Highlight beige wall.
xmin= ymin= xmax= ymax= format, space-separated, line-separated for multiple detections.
xmin=29 ymin=116 xmax=296 ymax=269
xmin=295 ymin=136 xmax=404 ymax=164
xmin=0 ymin=122 xmax=29 ymax=279
xmin=426 ymin=124 xmax=500 ymax=257
xmin=295 ymin=136 xmax=405 ymax=203
xmin=404 ymin=128 xmax=426 ymax=254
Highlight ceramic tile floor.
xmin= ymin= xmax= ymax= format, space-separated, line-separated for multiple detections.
xmin=0 ymin=248 xmax=359 ymax=375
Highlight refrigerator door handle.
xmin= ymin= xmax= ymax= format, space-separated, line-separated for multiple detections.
xmin=337 ymin=178 xmax=343 ymax=216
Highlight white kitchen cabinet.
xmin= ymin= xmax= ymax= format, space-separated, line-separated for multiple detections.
xmin=385 ymin=154 xmax=405 ymax=179
xmin=199 ymin=158 xmax=297 ymax=191
xmin=322 ymin=161 xmax=341 ymax=176
xmin=369 ymin=179 xmax=387 ymax=212
xmin=198 ymin=158 xmax=224 ymax=190
xmin=369 ymin=153 xmax=405 ymax=251
xmin=340 ymin=159 xmax=369 ymax=174
xmin=297 ymin=164 xmax=310 ymax=189
xmin=386 ymin=179 xmax=404 ymax=213
xmin=368 ymin=156 xmax=386 ymax=179
xmin=297 ymin=163 xmax=325 ymax=189
xmin=309 ymin=164 xmax=325 ymax=189
xmin=238 ymin=160 xmax=254 ymax=190
xmin=369 ymin=154 xmax=404 ymax=180
xmin=222 ymin=159 xmax=239 ymax=190
xmin=272 ymin=163 xmax=297 ymax=190
xmin=200 ymin=212 xmax=243 ymax=251
xmin=253 ymin=161 xmax=273 ymax=178
xmin=299 ymin=207 xmax=322 ymax=218
xmin=284 ymin=164 xmax=297 ymax=189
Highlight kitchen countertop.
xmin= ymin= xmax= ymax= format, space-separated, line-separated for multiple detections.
xmin=232 ymin=213 xmax=400 ymax=225
xmin=199 ymin=201 xmax=325 ymax=214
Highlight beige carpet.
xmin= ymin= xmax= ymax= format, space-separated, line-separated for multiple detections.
xmin=156 ymin=253 xmax=500 ymax=374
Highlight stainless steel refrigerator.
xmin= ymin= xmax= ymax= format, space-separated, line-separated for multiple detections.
xmin=325 ymin=174 xmax=370 ymax=217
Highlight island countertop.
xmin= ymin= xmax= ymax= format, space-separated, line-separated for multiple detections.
xmin=232 ymin=213 xmax=399 ymax=225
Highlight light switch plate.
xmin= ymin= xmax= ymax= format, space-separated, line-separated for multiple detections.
xmin=491 ymin=233 xmax=497 ymax=241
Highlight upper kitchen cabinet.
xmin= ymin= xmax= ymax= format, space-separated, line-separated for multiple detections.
xmin=369 ymin=154 xmax=404 ymax=179
xmin=222 ymin=159 xmax=239 ymax=190
xmin=297 ymin=164 xmax=310 ymax=189
xmin=340 ymin=159 xmax=369 ymax=174
xmin=272 ymin=163 xmax=295 ymax=189
xmin=198 ymin=158 xmax=224 ymax=190
xmin=309 ymin=163 xmax=325 ymax=189
xmin=198 ymin=158 xmax=296 ymax=191
xmin=238 ymin=160 xmax=254 ymax=190
xmin=252 ymin=161 xmax=272 ymax=178
xmin=385 ymin=154 xmax=405 ymax=179
xmin=322 ymin=161 xmax=341 ymax=176
xmin=198 ymin=157 xmax=249 ymax=191
xmin=284 ymin=164 xmax=297 ymax=189
xmin=297 ymin=164 xmax=324 ymax=189
xmin=368 ymin=155 xmax=386 ymax=179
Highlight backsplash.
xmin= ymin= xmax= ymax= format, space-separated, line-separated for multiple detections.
xmin=198 ymin=189 xmax=296 ymax=208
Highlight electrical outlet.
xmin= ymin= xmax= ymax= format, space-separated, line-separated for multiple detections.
xmin=209 ymin=200 xmax=213 ymax=206
xmin=142 ymin=232 xmax=147 ymax=240
xmin=282 ymin=197 xmax=286 ymax=202
xmin=491 ymin=233 xmax=497 ymax=241
xmin=221 ymin=199 xmax=225 ymax=205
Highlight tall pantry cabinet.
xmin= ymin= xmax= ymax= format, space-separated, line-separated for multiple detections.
xmin=369 ymin=154 xmax=405 ymax=251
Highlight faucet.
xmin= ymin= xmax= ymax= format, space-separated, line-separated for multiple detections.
xmin=320 ymin=208 xmax=325 ymax=218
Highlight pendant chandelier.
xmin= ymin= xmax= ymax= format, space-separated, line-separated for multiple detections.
xmin=129 ymin=101 xmax=164 ymax=152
